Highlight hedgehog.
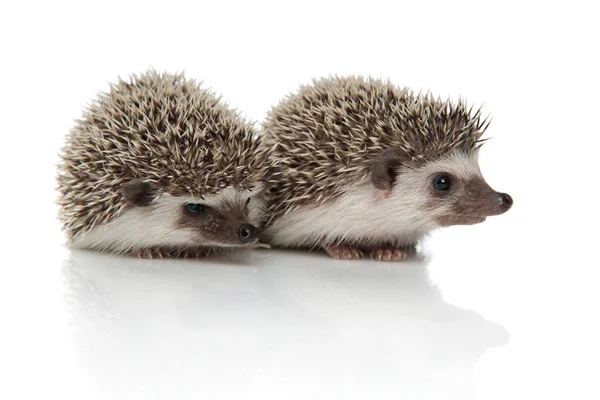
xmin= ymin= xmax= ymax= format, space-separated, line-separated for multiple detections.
xmin=261 ymin=76 xmax=513 ymax=261
xmin=57 ymin=70 xmax=272 ymax=258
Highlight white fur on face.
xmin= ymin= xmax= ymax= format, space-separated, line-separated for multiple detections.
xmin=72 ymin=186 xmax=266 ymax=254
xmin=265 ymin=150 xmax=483 ymax=249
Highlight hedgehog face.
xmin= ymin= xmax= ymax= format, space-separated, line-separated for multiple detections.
xmin=387 ymin=151 xmax=512 ymax=228
xmin=177 ymin=187 xmax=264 ymax=247
xmin=121 ymin=180 xmax=265 ymax=248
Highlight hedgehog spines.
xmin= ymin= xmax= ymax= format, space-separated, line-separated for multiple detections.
xmin=262 ymin=75 xmax=490 ymax=222
xmin=57 ymin=70 xmax=269 ymax=240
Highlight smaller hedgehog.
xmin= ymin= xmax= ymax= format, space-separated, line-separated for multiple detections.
xmin=57 ymin=70 xmax=271 ymax=258
xmin=262 ymin=76 xmax=512 ymax=261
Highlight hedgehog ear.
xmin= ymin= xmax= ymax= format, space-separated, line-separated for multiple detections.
xmin=371 ymin=148 xmax=406 ymax=191
xmin=122 ymin=179 xmax=160 ymax=207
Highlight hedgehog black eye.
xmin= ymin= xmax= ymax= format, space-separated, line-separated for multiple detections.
xmin=433 ymin=174 xmax=451 ymax=192
xmin=184 ymin=203 xmax=204 ymax=214
xmin=245 ymin=197 xmax=251 ymax=208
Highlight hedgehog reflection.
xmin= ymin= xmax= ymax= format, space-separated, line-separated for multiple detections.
xmin=62 ymin=250 xmax=508 ymax=398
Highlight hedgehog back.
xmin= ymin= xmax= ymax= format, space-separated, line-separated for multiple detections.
xmin=263 ymin=76 xmax=488 ymax=221
xmin=58 ymin=71 xmax=266 ymax=239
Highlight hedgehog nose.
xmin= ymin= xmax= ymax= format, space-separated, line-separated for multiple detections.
xmin=238 ymin=224 xmax=258 ymax=243
xmin=498 ymin=192 xmax=513 ymax=209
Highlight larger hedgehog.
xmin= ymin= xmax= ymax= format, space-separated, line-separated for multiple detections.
xmin=57 ymin=70 xmax=271 ymax=258
xmin=262 ymin=76 xmax=512 ymax=261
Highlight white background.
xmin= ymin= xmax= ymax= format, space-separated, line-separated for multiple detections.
xmin=1 ymin=1 xmax=599 ymax=399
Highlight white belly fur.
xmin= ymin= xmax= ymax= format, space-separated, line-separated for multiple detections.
xmin=71 ymin=195 xmax=195 ymax=253
xmin=265 ymin=182 xmax=436 ymax=249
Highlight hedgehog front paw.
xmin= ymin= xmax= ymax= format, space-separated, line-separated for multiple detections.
xmin=324 ymin=245 xmax=364 ymax=260
xmin=171 ymin=247 xmax=211 ymax=259
xmin=136 ymin=248 xmax=165 ymax=259
xmin=370 ymin=248 xmax=409 ymax=262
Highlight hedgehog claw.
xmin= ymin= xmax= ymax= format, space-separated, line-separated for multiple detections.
xmin=324 ymin=245 xmax=364 ymax=260
xmin=370 ymin=249 xmax=408 ymax=262
xmin=136 ymin=248 xmax=165 ymax=259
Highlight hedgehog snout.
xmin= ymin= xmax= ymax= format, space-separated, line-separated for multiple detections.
xmin=238 ymin=224 xmax=258 ymax=244
xmin=477 ymin=190 xmax=512 ymax=217
xmin=497 ymin=192 xmax=513 ymax=211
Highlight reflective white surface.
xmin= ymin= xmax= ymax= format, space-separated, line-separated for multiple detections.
xmin=3 ymin=221 xmax=599 ymax=399
xmin=61 ymin=250 xmax=507 ymax=399
xmin=1 ymin=0 xmax=599 ymax=398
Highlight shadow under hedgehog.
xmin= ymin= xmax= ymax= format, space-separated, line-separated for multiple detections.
xmin=57 ymin=70 xmax=273 ymax=258
xmin=261 ymin=76 xmax=513 ymax=261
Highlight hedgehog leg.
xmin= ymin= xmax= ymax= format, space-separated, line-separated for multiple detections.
xmin=324 ymin=245 xmax=364 ymax=260
xmin=136 ymin=248 xmax=165 ymax=259
xmin=369 ymin=245 xmax=416 ymax=262
xmin=370 ymin=249 xmax=407 ymax=262
xmin=171 ymin=247 xmax=212 ymax=259
xmin=135 ymin=247 xmax=212 ymax=259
